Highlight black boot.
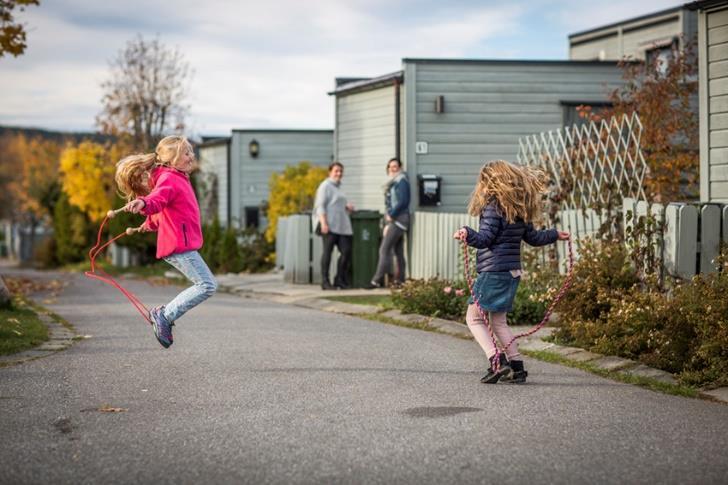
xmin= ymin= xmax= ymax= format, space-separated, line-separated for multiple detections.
xmin=321 ymin=278 xmax=334 ymax=290
xmin=503 ymin=359 xmax=528 ymax=384
xmin=334 ymin=277 xmax=350 ymax=290
xmin=480 ymin=353 xmax=511 ymax=384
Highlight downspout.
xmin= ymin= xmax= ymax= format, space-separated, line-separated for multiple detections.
xmin=394 ymin=78 xmax=401 ymax=160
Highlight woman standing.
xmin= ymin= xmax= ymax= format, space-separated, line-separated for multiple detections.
xmin=314 ymin=162 xmax=354 ymax=290
xmin=368 ymin=158 xmax=410 ymax=288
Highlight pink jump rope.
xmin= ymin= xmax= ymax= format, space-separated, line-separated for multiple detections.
xmin=461 ymin=237 xmax=575 ymax=372
xmin=84 ymin=208 xmax=153 ymax=325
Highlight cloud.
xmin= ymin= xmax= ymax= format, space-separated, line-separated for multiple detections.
xmin=0 ymin=0 xmax=686 ymax=134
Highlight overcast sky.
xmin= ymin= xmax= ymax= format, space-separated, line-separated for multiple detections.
xmin=0 ymin=0 xmax=684 ymax=137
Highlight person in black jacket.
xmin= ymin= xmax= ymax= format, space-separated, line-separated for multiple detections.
xmin=453 ymin=160 xmax=569 ymax=384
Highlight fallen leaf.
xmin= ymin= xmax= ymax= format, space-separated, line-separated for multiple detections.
xmin=97 ymin=404 xmax=128 ymax=413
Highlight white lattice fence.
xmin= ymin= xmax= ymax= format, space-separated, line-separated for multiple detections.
xmin=517 ymin=113 xmax=648 ymax=215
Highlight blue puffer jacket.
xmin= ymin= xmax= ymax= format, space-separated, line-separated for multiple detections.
xmin=464 ymin=201 xmax=558 ymax=273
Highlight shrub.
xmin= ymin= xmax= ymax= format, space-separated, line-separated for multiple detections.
xmin=509 ymin=281 xmax=548 ymax=327
xmin=200 ymin=220 xmax=275 ymax=274
xmin=52 ymin=192 xmax=95 ymax=265
xmin=201 ymin=217 xmax=223 ymax=271
xmin=391 ymin=276 xmax=551 ymax=327
xmin=392 ymin=278 xmax=469 ymax=321
xmin=552 ymin=237 xmax=728 ymax=388
xmin=217 ymin=227 xmax=242 ymax=274
xmin=554 ymin=237 xmax=639 ymax=328
xmin=239 ymin=227 xmax=275 ymax=273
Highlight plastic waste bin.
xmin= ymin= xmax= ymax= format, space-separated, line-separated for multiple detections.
xmin=349 ymin=210 xmax=381 ymax=288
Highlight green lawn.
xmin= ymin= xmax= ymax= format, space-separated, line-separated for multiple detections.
xmin=324 ymin=294 xmax=394 ymax=309
xmin=0 ymin=302 xmax=49 ymax=356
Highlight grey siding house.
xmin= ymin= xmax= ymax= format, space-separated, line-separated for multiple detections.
xmin=569 ymin=6 xmax=698 ymax=62
xmin=331 ymin=59 xmax=625 ymax=213
xmin=689 ymin=0 xmax=728 ymax=201
xmin=197 ymin=137 xmax=230 ymax=225
xmin=199 ymin=129 xmax=333 ymax=227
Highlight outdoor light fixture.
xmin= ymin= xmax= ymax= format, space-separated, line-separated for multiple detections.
xmin=249 ymin=139 xmax=260 ymax=158
xmin=435 ymin=95 xmax=445 ymax=113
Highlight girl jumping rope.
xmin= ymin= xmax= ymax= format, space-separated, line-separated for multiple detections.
xmin=114 ymin=135 xmax=217 ymax=349
xmin=453 ymin=160 xmax=568 ymax=384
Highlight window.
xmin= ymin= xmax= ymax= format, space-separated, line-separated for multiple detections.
xmin=561 ymin=101 xmax=612 ymax=128
xmin=244 ymin=207 xmax=260 ymax=228
xmin=645 ymin=38 xmax=678 ymax=76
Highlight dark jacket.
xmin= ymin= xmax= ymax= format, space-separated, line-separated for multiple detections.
xmin=464 ymin=201 xmax=558 ymax=273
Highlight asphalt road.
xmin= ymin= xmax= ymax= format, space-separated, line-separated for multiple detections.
xmin=1 ymin=270 xmax=727 ymax=485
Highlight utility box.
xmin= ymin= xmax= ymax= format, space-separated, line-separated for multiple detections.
xmin=350 ymin=210 xmax=381 ymax=288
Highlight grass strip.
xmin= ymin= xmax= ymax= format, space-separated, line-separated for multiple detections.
xmin=0 ymin=299 xmax=49 ymax=355
xmin=325 ymin=294 xmax=394 ymax=309
xmin=522 ymin=348 xmax=700 ymax=399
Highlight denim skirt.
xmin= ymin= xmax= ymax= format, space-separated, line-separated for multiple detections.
xmin=467 ymin=271 xmax=521 ymax=312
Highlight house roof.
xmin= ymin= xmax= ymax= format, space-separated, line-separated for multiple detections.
xmin=401 ymin=58 xmax=622 ymax=65
xmin=685 ymin=0 xmax=728 ymax=10
xmin=329 ymin=58 xmax=624 ymax=97
xmin=568 ymin=6 xmax=684 ymax=40
xmin=230 ymin=129 xmax=333 ymax=134
xmin=197 ymin=137 xmax=230 ymax=148
xmin=328 ymin=71 xmax=403 ymax=96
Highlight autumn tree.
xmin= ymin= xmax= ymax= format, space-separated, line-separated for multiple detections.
xmin=0 ymin=0 xmax=39 ymax=58
xmin=0 ymin=132 xmax=62 ymax=260
xmin=265 ymin=162 xmax=328 ymax=243
xmin=58 ymin=139 xmax=154 ymax=255
xmin=601 ymin=41 xmax=699 ymax=202
xmin=97 ymin=35 xmax=193 ymax=150
xmin=59 ymin=140 xmax=121 ymax=222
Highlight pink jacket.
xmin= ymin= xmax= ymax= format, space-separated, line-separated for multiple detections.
xmin=139 ymin=166 xmax=203 ymax=259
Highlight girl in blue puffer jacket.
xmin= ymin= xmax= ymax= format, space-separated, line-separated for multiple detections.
xmin=453 ymin=160 xmax=569 ymax=384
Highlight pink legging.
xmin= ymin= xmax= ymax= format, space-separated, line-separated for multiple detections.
xmin=465 ymin=304 xmax=522 ymax=361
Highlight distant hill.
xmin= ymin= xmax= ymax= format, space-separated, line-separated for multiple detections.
xmin=0 ymin=125 xmax=114 ymax=143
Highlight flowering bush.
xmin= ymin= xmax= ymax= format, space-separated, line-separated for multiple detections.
xmin=391 ymin=278 xmax=469 ymax=321
xmin=391 ymin=276 xmax=553 ymax=327
xmin=553 ymin=238 xmax=728 ymax=387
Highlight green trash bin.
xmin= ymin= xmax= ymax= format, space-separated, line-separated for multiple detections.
xmin=350 ymin=210 xmax=382 ymax=288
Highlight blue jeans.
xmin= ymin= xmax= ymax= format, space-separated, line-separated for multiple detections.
xmin=162 ymin=250 xmax=217 ymax=322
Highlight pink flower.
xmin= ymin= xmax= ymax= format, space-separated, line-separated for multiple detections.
xmin=455 ymin=289 xmax=465 ymax=297
xmin=443 ymin=286 xmax=452 ymax=294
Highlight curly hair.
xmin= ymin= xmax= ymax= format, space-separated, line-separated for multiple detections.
xmin=114 ymin=135 xmax=191 ymax=201
xmin=467 ymin=160 xmax=548 ymax=223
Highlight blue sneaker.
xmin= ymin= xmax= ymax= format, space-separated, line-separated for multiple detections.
xmin=150 ymin=306 xmax=173 ymax=348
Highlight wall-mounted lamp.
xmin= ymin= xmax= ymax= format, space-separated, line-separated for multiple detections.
xmin=435 ymin=95 xmax=445 ymax=113
xmin=249 ymin=139 xmax=260 ymax=158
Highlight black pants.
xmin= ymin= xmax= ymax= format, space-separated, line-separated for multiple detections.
xmin=321 ymin=232 xmax=352 ymax=286
xmin=371 ymin=223 xmax=406 ymax=284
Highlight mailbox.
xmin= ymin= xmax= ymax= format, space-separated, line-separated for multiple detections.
xmin=418 ymin=174 xmax=442 ymax=206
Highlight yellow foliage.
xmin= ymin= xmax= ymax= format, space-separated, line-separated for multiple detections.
xmin=265 ymin=162 xmax=328 ymax=242
xmin=2 ymin=133 xmax=62 ymax=220
xmin=60 ymin=141 xmax=126 ymax=222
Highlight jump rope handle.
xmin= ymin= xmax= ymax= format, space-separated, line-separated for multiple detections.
xmin=106 ymin=207 xmax=143 ymax=236
xmin=106 ymin=207 xmax=125 ymax=219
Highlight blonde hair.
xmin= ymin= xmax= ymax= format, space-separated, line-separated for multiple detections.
xmin=115 ymin=135 xmax=192 ymax=201
xmin=467 ymin=160 xmax=548 ymax=224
